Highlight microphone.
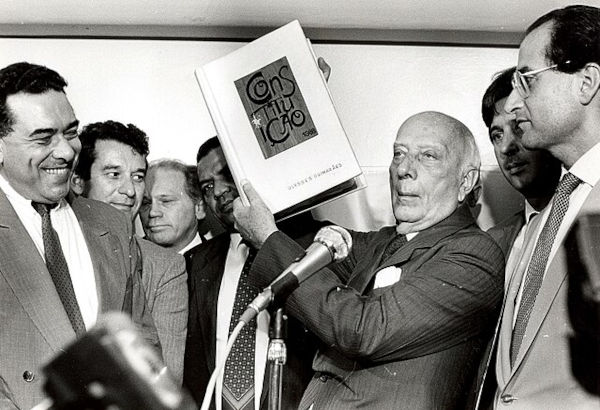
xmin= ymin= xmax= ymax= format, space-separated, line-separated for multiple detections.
xmin=39 ymin=312 xmax=196 ymax=410
xmin=240 ymin=225 xmax=352 ymax=323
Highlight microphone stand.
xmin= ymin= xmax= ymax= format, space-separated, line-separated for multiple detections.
xmin=267 ymin=309 xmax=287 ymax=410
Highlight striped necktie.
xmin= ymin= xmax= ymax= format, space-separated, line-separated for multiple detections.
xmin=510 ymin=172 xmax=581 ymax=366
xmin=32 ymin=201 xmax=86 ymax=336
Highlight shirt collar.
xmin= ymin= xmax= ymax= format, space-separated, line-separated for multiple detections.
xmin=178 ymin=232 xmax=202 ymax=255
xmin=523 ymin=200 xmax=539 ymax=224
xmin=568 ymin=141 xmax=600 ymax=188
xmin=229 ymin=232 xmax=244 ymax=251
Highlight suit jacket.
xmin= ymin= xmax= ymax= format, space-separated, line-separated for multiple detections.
xmin=250 ymin=204 xmax=504 ymax=410
xmin=183 ymin=214 xmax=322 ymax=410
xmin=471 ymin=210 xmax=526 ymax=409
xmin=490 ymin=184 xmax=600 ymax=409
xmin=137 ymin=237 xmax=188 ymax=385
xmin=487 ymin=211 xmax=526 ymax=265
xmin=0 ymin=191 xmax=141 ymax=410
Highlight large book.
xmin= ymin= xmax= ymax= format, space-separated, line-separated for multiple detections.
xmin=196 ymin=20 xmax=364 ymax=220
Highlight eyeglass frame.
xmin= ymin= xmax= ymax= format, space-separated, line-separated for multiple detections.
xmin=511 ymin=64 xmax=559 ymax=99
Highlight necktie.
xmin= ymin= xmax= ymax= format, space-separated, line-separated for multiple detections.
xmin=510 ymin=173 xmax=581 ymax=366
xmin=32 ymin=202 xmax=86 ymax=336
xmin=380 ymin=233 xmax=408 ymax=265
xmin=223 ymin=245 xmax=258 ymax=410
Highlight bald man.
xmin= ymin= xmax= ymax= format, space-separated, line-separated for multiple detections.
xmin=234 ymin=111 xmax=505 ymax=410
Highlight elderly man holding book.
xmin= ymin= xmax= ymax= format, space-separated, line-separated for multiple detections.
xmin=233 ymin=111 xmax=504 ymax=410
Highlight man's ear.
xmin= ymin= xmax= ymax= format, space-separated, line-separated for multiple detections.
xmin=70 ymin=173 xmax=85 ymax=196
xmin=578 ymin=63 xmax=600 ymax=105
xmin=458 ymin=168 xmax=480 ymax=203
xmin=195 ymin=200 xmax=206 ymax=220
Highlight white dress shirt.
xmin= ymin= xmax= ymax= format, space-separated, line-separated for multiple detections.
xmin=504 ymin=201 xmax=540 ymax=290
xmin=0 ymin=174 xmax=98 ymax=329
xmin=215 ymin=233 xmax=269 ymax=410
xmin=511 ymin=141 xmax=600 ymax=327
xmin=178 ymin=232 xmax=203 ymax=255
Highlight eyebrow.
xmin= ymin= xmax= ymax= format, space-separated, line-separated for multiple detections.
xmin=29 ymin=120 xmax=80 ymax=138
xmin=101 ymin=165 xmax=123 ymax=171
xmin=517 ymin=65 xmax=533 ymax=73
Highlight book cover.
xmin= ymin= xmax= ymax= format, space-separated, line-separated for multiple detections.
xmin=196 ymin=20 xmax=364 ymax=220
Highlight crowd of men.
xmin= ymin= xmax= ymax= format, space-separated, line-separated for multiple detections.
xmin=0 ymin=4 xmax=599 ymax=410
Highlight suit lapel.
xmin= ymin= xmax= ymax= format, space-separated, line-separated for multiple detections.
xmin=502 ymin=213 xmax=526 ymax=262
xmin=70 ymin=197 xmax=126 ymax=312
xmin=193 ymin=234 xmax=230 ymax=372
xmin=509 ymin=183 xmax=600 ymax=376
xmin=350 ymin=205 xmax=476 ymax=294
xmin=0 ymin=190 xmax=75 ymax=350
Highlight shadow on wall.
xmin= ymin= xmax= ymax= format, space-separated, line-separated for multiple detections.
xmin=312 ymin=165 xmax=523 ymax=232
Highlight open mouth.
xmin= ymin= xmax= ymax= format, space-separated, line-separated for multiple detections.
xmin=42 ymin=168 xmax=69 ymax=176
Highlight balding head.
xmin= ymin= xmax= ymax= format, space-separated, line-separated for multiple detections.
xmin=390 ymin=111 xmax=480 ymax=233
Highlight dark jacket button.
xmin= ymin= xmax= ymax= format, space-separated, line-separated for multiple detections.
xmin=22 ymin=371 xmax=35 ymax=382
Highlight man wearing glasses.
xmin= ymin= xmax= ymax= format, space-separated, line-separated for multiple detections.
xmin=483 ymin=5 xmax=600 ymax=409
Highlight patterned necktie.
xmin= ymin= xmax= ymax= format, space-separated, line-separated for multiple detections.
xmin=32 ymin=202 xmax=86 ymax=336
xmin=510 ymin=172 xmax=581 ymax=366
xmin=380 ymin=233 xmax=408 ymax=265
xmin=223 ymin=245 xmax=258 ymax=410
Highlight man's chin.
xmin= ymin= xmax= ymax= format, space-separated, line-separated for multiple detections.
xmin=40 ymin=185 xmax=70 ymax=204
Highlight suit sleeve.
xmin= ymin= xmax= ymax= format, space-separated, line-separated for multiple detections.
xmin=151 ymin=254 xmax=188 ymax=386
xmin=0 ymin=375 xmax=18 ymax=410
xmin=250 ymin=230 xmax=504 ymax=364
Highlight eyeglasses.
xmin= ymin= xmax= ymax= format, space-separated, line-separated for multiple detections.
xmin=511 ymin=64 xmax=558 ymax=99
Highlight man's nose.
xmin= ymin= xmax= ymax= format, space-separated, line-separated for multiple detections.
xmin=395 ymin=156 xmax=416 ymax=179
xmin=499 ymin=133 xmax=518 ymax=156
xmin=213 ymin=180 xmax=231 ymax=199
xmin=118 ymin=177 xmax=135 ymax=197
xmin=51 ymin=135 xmax=77 ymax=162
xmin=504 ymin=88 xmax=524 ymax=114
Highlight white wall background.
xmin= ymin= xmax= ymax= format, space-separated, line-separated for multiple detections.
xmin=0 ymin=37 xmax=522 ymax=230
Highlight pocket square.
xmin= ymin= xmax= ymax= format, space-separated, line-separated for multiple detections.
xmin=373 ymin=266 xmax=402 ymax=289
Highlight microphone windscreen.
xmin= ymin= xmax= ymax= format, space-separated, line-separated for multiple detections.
xmin=42 ymin=312 xmax=196 ymax=410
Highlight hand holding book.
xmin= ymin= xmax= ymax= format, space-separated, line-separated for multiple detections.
xmin=233 ymin=181 xmax=278 ymax=249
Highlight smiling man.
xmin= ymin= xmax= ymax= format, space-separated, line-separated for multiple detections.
xmin=72 ymin=120 xmax=188 ymax=384
xmin=0 ymin=62 xmax=148 ymax=409
xmin=233 ymin=111 xmax=504 ymax=409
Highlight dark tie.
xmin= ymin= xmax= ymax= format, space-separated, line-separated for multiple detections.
xmin=32 ymin=202 xmax=86 ymax=336
xmin=223 ymin=245 xmax=258 ymax=410
xmin=380 ymin=233 xmax=408 ymax=265
xmin=510 ymin=173 xmax=581 ymax=366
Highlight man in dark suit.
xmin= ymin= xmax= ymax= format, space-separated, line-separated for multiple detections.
xmin=70 ymin=120 xmax=188 ymax=385
xmin=0 ymin=62 xmax=148 ymax=409
xmin=183 ymin=137 xmax=319 ymax=409
xmin=234 ymin=111 xmax=505 ymax=409
xmin=489 ymin=6 xmax=600 ymax=408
